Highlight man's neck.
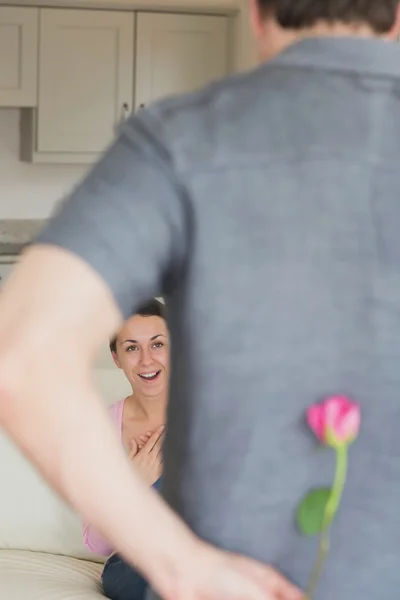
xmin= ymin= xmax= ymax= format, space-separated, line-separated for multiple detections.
xmin=258 ymin=20 xmax=392 ymax=63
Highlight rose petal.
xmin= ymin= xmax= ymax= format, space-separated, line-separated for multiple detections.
xmin=324 ymin=397 xmax=343 ymax=431
xmin=336 ymin=405 xmax=361 ymax=441
xmin=307 ymin=405 xmax=325 ymax=442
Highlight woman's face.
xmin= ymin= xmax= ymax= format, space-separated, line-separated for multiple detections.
xmin=112 ymin=314 xmax=169 ymax=398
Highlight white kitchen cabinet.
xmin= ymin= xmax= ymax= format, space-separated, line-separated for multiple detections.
xmin=21 ymin=9 xmax=230 ymax=164
xmin=135 ymin=12 xmax=229 ymax=109
xmin=21 ymin=8 xmax=134 ymax=163
xmin=0 ymin=7 xmax=38 ymax=107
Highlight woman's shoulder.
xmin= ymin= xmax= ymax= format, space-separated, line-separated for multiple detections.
xmin=108 ymin=398 xmax=126 ymax=429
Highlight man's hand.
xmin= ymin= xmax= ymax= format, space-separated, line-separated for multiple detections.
xmin=151 ymin=539 xmax=303 ymax=600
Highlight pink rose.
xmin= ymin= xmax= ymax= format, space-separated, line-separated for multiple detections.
xmin=307 ymin=396 xmax=360 ymax=448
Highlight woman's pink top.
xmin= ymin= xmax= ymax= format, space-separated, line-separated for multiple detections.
xmin=82 ymin=398 xmax=125 ymax=556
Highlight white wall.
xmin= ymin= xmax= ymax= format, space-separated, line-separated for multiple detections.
xmin=0 ymin=109 xmax=86 ymax=219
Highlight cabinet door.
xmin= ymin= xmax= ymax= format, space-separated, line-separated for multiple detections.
xmin=0 ymin=7 xmax=38 ymax=107
xmin=37 ymin=9 xmax=134 ymax=153
xmin=135 ymin=13 xmax=228 ymax=109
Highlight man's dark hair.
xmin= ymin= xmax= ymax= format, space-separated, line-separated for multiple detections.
xmin=109 ymin=299 xmax=166 ymax=354
xmin=258 ymin=1 xmax=398 ymax=33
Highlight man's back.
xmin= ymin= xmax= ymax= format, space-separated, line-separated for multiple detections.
xmin=159 ymin=37 xmax=400 ymax=598
xmin=38 ymin=36 xmax=400 ymax=599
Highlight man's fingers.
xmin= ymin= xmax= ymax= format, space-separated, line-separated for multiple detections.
xmin=261 ymin=566 xmax=303 ymax=600
xmin=236 ymin=559 xmax=303 ymax=600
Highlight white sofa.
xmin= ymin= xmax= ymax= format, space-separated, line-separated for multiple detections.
xmin=0 ymin=349 xmax=131 ymax=600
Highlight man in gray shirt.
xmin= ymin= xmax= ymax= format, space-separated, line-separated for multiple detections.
xmin=1 ymin=1 xmax=400 ymax=599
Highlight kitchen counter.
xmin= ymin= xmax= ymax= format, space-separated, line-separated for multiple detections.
xmin=0 ymin=220 xmax=45 ymax=256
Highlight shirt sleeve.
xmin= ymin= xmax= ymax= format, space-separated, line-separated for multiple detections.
xmin=82 ymin=521 xmax=114 ymax=557
xmin=35 ymin=107 xmax=190 ymax=319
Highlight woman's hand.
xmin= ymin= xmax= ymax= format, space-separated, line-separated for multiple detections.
xmin=138 ymin=430 xmax=153 ymax=450
xmin=129 ymin=425 xmax=164 ymax=486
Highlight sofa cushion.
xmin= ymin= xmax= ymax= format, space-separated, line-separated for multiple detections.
xmin=0 ymin=367 xmax=130 ymax=558
xmin=0 ymin=550 xmax=103 ymax=599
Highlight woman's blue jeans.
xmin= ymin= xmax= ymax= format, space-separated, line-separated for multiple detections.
xmin=102 ymin=553 xmax=147 ymax=600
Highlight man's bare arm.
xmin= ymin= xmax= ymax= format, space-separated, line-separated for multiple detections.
xmin=0 ymin=245 xmax=196 ymax=591
xmin=0 ymin=245 xmax=302 ymax=600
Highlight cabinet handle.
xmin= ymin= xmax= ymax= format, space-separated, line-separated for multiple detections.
xmin=122 ymin=103 xmax=130 ymax=120
xmin=114 ymin=103 xmax=130 ymax=135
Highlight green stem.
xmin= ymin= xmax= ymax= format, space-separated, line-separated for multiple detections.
xmin=304 ymin=445 xmax=348 ymax=600
xmin=304 ymin=527 xmax=330 ymax=600
xmin=324 ymin=445 xmax=348 ymax=527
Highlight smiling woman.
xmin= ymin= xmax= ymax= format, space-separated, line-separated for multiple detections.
xmin=82 ymin=298 xmax=169 ymax=600
xmin=110 ymin=299 xmax=168 ymax=415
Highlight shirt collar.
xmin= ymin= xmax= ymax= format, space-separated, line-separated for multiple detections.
xmin=270 ymin=36 xmax=400 ymax=79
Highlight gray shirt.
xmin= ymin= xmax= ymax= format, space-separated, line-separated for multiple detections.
xmin=38 ymin=37 xmax=400 ymax=599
